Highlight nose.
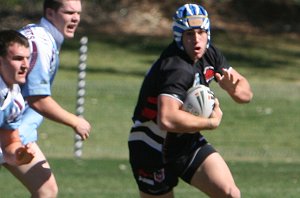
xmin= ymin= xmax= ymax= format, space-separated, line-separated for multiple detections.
xmin=72 ymin=13 xmax=81 ymax=22
xmin=22 ymin=57 xmax=30 ymax=68
xmin=195 ymin=32 xmax=203 ymax=42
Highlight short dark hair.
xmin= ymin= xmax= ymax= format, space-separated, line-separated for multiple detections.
xmin=0 ymin=30 xmax=29 ymax=57
xmin=43 ymin=0 xmax=63 ymax=15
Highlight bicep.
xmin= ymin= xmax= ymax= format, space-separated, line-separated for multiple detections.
xmin=158 ymin=94 xmax=183 ymax=117
xmin=157 ymin=94 xmax=183 ymax=130
xmin=26 ymin=95 xmax=58 ymax=115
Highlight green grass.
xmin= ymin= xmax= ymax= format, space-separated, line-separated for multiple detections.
xmin=0 ymin=31 xmax=299 ymax=197
xmin=1 ymin=160 xmax=299 ymax=197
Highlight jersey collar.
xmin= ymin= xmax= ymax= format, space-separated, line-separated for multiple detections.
xmin=40 ymin=17 xmax=64 ymax=50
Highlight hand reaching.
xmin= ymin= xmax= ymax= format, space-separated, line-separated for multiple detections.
xmin=215 ymin=68 xmax=253 ymax=103
xmin=215 ymin=68 xmax=239 ymax=94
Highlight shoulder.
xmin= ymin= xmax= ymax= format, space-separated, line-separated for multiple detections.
xmin=205 ymin=44 xmax=224 ymax=58
xmin=159 ymin=56 xmax=195 ymax=90
xmin=20 ymin=24 xmax=47 ymax=38
xmin=162 ymin=55 xmax=192 ymax=68
xmin=20 ymin=24 xmax=54 ymax=59
xmin=20 ymin=24 xmax=53 ymax=47
xmin=203 ymin=44 xmax=229 ymax=68
xmin=160 ymin=42 xmax=193 ymax=72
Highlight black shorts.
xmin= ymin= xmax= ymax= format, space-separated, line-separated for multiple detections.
xmin=128 ymin=128 xmax=216 ymax=195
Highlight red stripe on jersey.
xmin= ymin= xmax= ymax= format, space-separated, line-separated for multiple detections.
xmin=141 ymin=107 xmax=157 ymax=120
xmin=147 ymin=97 xmax=157 ymax=104
xmin=28 ymin=41 xmax=38 ymax=74
xmin=14 ymin=99 xmax=23 ymax=111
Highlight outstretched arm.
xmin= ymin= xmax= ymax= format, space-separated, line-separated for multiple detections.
xmin=215 ymin=68 xmax=253 ymax=103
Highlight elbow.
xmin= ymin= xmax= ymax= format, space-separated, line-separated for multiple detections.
xmin=246 ymin=91 xmax=254 ymax=103
xmin=157 ymin=116 xmax=173 ymax=131
xmin=243 ymin=90 xmax=254 ymax=103
xmin=233 ymin=91 xmax=253 ymax=104
xmin=157 ymin=119 xmax=170 ymax=131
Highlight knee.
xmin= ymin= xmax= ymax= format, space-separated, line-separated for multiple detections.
xmin=31 ymin=183 xmax=58 ymax=198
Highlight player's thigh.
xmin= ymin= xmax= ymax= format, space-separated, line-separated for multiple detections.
xmin=3 ymin=142 xmax=57 ymax=191
xmin=190 ymin=152 xmax=237 ymax=196
xmin=140 ymin=190 xmax=174 ymax=198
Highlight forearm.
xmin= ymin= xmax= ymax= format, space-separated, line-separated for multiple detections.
xmin=158 ymin=110 xmax=215 ymax=133
xmin=28 ymin=96 xmax=78 ymax=129
xmin=157 ymin=95 xmax=221 ymax=133
xmin=3 ymin=142 xmax=22 ymax=165
xmin=0 ymin=130 xmax=27 ymax=166
xmin=217 ymin=68 xmax=253 ymax=103
xmin=27 ymin=95 xmax=91 ymax=140
xmin=228 ymin=78 xmax=253 ymax=103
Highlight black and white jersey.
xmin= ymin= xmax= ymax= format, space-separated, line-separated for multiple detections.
xmin=129 ymin=39 xmax=233 ymax=194
xmin=132 ymin=41 xmax=230 ymax=124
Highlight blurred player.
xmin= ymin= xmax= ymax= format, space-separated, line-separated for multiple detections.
xmin=1 ymin=1 xmax=91 ymax=197
xmin=128 ymin=3 xmax=253 ymax=198
xmin=0 ymin=29 xmax=34 ymax=166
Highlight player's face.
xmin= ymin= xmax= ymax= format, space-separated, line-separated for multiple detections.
xmin=182 ymin=29 xmax=208 ymax=62
xmin=48 ymin=0 xmax=81 ymax=39
xmin=0 ymin=43 xmax=30 ymax=87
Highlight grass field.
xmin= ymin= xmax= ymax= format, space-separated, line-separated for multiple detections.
xmin=0 ymin=32 xmax=299 ymax=197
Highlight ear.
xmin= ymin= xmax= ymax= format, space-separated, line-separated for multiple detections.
xmin=45 ymin=8 xmax=55 ymax=21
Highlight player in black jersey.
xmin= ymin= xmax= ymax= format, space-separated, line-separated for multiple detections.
xmin=128 ymin=3 xmax=253 ymax=198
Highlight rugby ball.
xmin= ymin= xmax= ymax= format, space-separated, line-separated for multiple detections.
xmin=182 ymin=85 xmax=215 ymax=118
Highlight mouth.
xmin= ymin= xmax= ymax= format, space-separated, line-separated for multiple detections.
xmin=18 ymin=68 xmax=28 ymax=76
xmin=67 ymin=24 xmax=77 ymax=33
xmin=193 ymin=46 xmax=202 ymax=56
xmin=194 ymin=46 xmax=201 ymax=52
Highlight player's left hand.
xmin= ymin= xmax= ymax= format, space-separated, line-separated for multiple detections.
xmin=215 ymin=68 xmax=240 ymax=94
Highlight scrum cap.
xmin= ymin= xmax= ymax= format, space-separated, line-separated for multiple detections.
xmin=172 ymin=4 xmax=211 ymax=50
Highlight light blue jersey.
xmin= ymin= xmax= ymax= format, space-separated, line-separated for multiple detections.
xmin=0 ymin=78 xmax=25 ymax=164
xmin=0 ymin=78 xmax=25 ymax=130
xmin=19 ymin=18 xmax=64 ymax=144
